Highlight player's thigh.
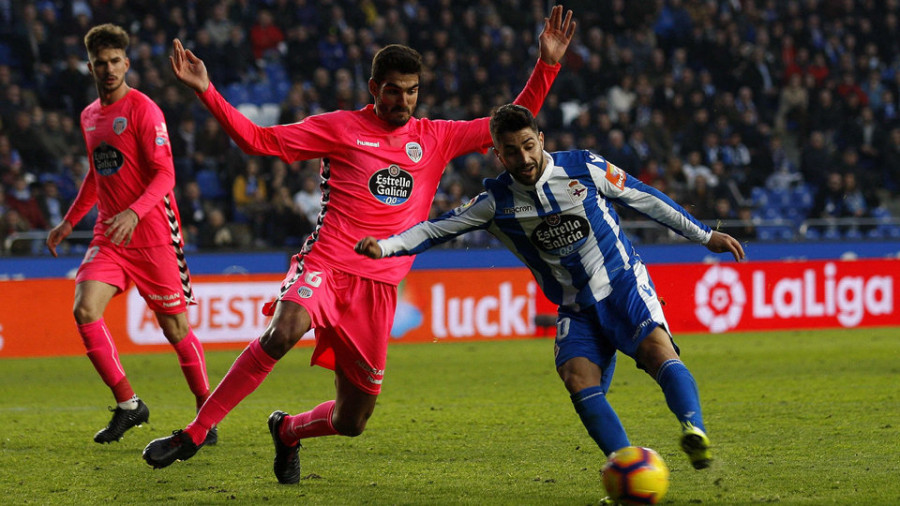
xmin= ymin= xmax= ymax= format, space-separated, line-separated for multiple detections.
xmin=126 ymin=244 xmax=192 ymax=314
xmin=260 ymin=300 xmax=313 ymax=358
xmin=597 ymin=262 xmax=670 ymax=358
xmin=554 ymin=307 xmax=616 ymax=377
xmin=73 ymin=280 xmax=119 ymax=323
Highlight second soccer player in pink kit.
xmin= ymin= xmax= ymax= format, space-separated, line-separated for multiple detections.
xmin=144 ymin=6 xmax=576 ymax=483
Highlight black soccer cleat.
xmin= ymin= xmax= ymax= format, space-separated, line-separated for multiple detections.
xmin=204 ymin=425 xmax=219 ymax=446
xmin=93 ymin=399 xmax=150 ymax=444
xmin=268 ymin=410 xmax=302 ymax=484
xmin=142 ymin=430 xmax=201 ymax=469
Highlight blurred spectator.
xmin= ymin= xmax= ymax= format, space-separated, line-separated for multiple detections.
xmin=800 ymin=131 xmax=834 ymax=190
xmin=178 ymin=180 xmax=209 ymax=248
xmin=682 ymin=174 xmax=716 ymax=220
xmin=682 ymin=150 xmax=718 ymax=190
xmin=36 ymin=179 xmax=68 ymax=228
xmin=200 ymin=207 xmax=239 ymax=249
xmin=249 ymin=9 xmax=284 ymax=62
xmin=231 ymin=158 xmax=268 ymax=243
xmin=6 ymin=174 xmax=47 ymax=230
xmin=884 ymin=127 xmax=900 ymax=192
xmin=266 ymin=186 xmax=310 ymax=247
xmin=774 ymin=72 xmax=808 ymax=135
xmin=292 ymin=175 xmax=321 ymax=227
xmin=810 ymin=171 xmax=846 ymax=235
xmin=602 ymin=129 xmax=640 ymax=176
xmin=1 ymin=207 xmax=31 ymax=255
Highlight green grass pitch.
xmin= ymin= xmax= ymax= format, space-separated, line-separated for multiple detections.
xmin=1 ymin=328 xmax=898 ymax=505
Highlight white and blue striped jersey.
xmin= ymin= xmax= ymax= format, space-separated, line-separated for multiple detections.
xmin=378 ymin=150 xmax=712 ymax=310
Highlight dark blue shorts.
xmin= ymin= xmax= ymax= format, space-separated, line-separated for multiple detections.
xmin=553 ymin=262 xmax=678 ymax=383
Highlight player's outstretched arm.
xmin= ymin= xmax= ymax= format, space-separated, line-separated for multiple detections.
xmin=538 ymin=5 xmax=576 ymax=66
xmin=354 ymin=236 xmax=383 ymax=259
xmin=170 ymin=38 xmax=209 ymax=93
xmin=705 ymin=231 xmax=745 ymax=262
xmin=46 ymin=221 xmax=72 ymax=258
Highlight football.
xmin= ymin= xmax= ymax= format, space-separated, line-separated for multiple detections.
xmin=601 ymin=446 xmax=670 ymax=505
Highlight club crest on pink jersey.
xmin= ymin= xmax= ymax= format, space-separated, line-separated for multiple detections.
xmin=113 ymin=117 xmax=127 ymax=135
xmin=405 ymin=142 xmax=422 ymax=163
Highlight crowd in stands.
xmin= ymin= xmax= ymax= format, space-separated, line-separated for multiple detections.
xmin=2 ymin=0 xmax=900 ymax=255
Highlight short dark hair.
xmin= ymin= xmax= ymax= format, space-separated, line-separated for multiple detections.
xmin=490 ymin=104 xmax=539 ymax=139
xmin=84 ymin=23 xmax=129 ymax=59
xmin=371 ymin=44 xmax=422 ymax=84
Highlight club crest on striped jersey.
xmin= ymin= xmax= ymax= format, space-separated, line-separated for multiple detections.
xmin=405 ymin=142 xmax=423 ymax=163
xmin=605 ymin=162 xmax=626 ymax=190
xmin=113 ymin=117 xmax=127 ymax=135
xmin=369 ymin=164 xmax=413 ymax=205
xmin=531 ymin=213 xmax=590 ymax=256
xmin=567 ymin=180 xmax=588 ymax=204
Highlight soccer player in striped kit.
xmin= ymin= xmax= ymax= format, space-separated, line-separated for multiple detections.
xmin=46 ymin=24 xmax=215 ymax=446
xmin=144 ymin=6 xmax=575 ymax=484
xmin=356 ymin=104 xmax=746 ymax=470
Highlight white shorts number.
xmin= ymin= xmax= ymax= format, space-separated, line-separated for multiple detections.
xmin=304 ymin=271 xmax=323 ymax=287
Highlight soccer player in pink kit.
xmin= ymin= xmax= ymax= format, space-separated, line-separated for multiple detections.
xmin=143 ymin=6 xmax=575 ymax=483
xmin=46 ymin=24 xmax=215 ymax=445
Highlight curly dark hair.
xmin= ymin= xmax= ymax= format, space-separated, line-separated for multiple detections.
xmin=84 ymin=23 xmax=130 ymax=59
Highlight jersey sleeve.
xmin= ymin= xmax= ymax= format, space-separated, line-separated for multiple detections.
xmin=511 ymin=59 xmax=560 ymax=117
xmin=437 ymin=59 xmax=561 ymax=157
xmin=587 ymin=153 xmax=712 ymax=244
xmin=197 ymin=82 xmax=298 ymax=162
xmin=378 ymin=192 xmax=496 ymax=256
xmin=128 ymin=100 xmax=175 ymax=219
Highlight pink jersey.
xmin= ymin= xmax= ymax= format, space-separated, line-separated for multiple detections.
xmin=65 ymin=89 xmax=182 ymax=249
xmin=198 ymin=59 xmax=559 ymax=285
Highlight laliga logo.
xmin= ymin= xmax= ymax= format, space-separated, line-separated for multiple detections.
xmin=694 ymin=265 xmax=746 ymax=333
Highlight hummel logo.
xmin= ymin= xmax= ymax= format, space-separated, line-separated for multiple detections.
xmin=357 ymin=139 xmax=380 ymax=147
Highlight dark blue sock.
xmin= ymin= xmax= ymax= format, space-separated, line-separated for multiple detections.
xmin=571 ymin=385 xmax=630 ymax=455
xmin=656 ymin=359 xmax=705 ymax=432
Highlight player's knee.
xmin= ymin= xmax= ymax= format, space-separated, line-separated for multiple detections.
xmin=558 ymin=358 xmax=602 ymax=394
xmin=72 ymin=303 xmax=102 ymax=325
xmin=260 ymin=321 xmax=304 ymax=358
xmin=332 ymin=416 xmax=368 ymax=437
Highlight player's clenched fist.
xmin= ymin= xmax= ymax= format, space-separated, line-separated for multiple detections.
xmin=354 ymin=236 xmax=383 ymax=259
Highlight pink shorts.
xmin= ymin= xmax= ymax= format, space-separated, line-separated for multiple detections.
xmin=75 ymin=239 xmax=195 ymax=314
xmin=267 ymin=254 xmax=397 ymax=395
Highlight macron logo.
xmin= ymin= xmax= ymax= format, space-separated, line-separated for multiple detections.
xmin=357 ymin=139 xmax=380 ymax=148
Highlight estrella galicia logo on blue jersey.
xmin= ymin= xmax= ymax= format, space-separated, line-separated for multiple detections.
xmin=531 ymin=213 xmax=590 ymax=256
xmin=93 ymin=142 xmax=124 ymax=176
xmin=369 ymin=164 xmax=413 ymax=205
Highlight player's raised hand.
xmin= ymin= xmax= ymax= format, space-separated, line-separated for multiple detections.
xmin=170 ymin=38 xmax=210 ymax=93
xmin=538 ymin=5 xmax=576 ymax=66
xmin=103 ymin=208 xmax=139 ymax=247
xmin=46 ymin=220 xmax=72 ymax=258
xmin=705 ymin=231 xmax=745 ymax=262
xmin=354 ymin=236 xmax=383 ymax=259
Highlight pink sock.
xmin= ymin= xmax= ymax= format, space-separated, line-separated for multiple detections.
xmin=172 ymin=328 xmax=210 ymax=407
xmin=78 ymin=318 xmax=131 ymax=402
xmin=184 ymin=339 xmax=277 ymax=446
xmin=280 ymin=400 xmax=338 ymax=445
